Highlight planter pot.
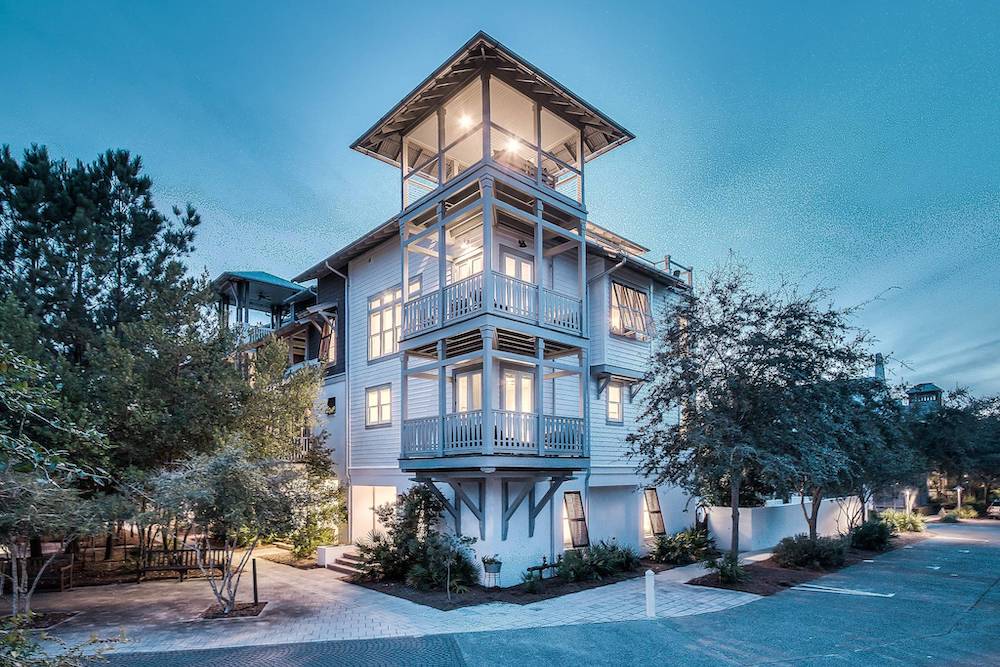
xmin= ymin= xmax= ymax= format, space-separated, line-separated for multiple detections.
xmin=483 ymin=562 xmax=502 ymax=574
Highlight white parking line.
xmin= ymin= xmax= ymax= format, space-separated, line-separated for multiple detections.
xmin=792 ymin=583 xmax=895 ymax=598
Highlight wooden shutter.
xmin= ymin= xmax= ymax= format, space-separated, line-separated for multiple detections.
xmin=318 ymin=319 xmax=334 ymax=364
xmin=644 ymin=488 xmax=666 ymax=536
xmin=563 ymin=491 xmax=589 ymax=548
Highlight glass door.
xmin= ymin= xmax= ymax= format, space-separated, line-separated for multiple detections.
xmin=501 ymin=366 xmax=534 ymax=444
xmin=454 ymin=370 xmax=482 ymax=413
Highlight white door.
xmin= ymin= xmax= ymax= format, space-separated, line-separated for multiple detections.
xmin=501 ymin=249 xmax=533 ymax=283
xmin=351 ymin=485 xmax=397 ymax=542
xmin=454 ymin=370 xmax=482 ymax=413
xmin=501 ymin=367 xmax=534 ymax=443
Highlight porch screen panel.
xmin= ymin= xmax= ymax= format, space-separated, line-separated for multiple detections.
xmin=563 ymin=491 xmax=589 ymax=548
xmin=643 ymin=488 xmax=666 ymax=536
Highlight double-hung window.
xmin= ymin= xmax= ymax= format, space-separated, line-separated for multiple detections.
xmin=610 ymin=281 xmax=654 ymax=341
xmin=607 ymin=381 xmax=624 ymax=424
xmin=368 ymin=285 xmax=403 ymax=360
xmin=365 ymin=385 xmax=392 ymax=427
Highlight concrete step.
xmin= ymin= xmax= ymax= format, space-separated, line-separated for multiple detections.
xmin=340 ymin=551 xmax=362 ymax=563
xmin=326 ymin=562 xmax=362 ymax=577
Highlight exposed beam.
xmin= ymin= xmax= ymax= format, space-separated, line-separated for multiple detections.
xmin=543 ymin=240 xmax=578 ymax=257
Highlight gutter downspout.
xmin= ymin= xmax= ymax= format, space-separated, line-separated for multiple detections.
xmin=326 ymin=261 xmax=350 ymax=543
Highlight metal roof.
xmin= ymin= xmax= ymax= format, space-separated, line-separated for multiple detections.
xmin=212 ymin=271 xmax=306 ymax=293
xmin=350 ymin=31 xmax=635 ymax=168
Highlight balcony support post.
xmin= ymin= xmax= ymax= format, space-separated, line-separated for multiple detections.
xmin=578 ymin=217 xmax=587 ymax=338
xmin=437 ymin=339 xmax=446 ymax=456
xmin=481 ymin=326 xmax=495 ymax=456
xmin=437 ymin=202 xmax=446 ymax=326
xmin=580 ymin=348 xmax=590 ymax=457
xmin=534 ymin=201 xmax=544 ymax=327
xmin=535 ymin=337 xmax=545 ymax=456
xmin=481 ymin=176 xmax=495 ymax=314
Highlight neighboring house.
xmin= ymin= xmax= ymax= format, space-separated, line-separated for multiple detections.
xmin=906 ymin=382 xmax=944 ymax=416
xmin=215 ymin=32 xmax=696 ymax=579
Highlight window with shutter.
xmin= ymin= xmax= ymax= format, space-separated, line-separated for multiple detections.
xmin=563 ymin=491 xmax=589 ymax=548
xmin=610 ymin=281 xmax=654 ymax=341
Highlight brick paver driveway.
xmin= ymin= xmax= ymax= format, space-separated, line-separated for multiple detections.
xmin=97 ymin=521 xmax=1000 ymax=666
xmin=34 ymin=547 xmax=755 ymax=654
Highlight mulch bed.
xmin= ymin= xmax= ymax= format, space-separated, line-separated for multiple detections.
xmin=200 ymin=602 xmax=268 ymax=619
xmin=254 ymin=547 xmax=319 ymax=570
xmin=5 ymin=611 xmax=80 ymax=630
xmin=689 ymin=531 xmax=929 ymax=596
xmin=351 ymin=560 xmax=677 ymax=611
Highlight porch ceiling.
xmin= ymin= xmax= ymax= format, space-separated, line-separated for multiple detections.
xmin=351 ymin=31 xmax=634 ymax=168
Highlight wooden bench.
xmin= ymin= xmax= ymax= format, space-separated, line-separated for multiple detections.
xmin=136 ymin=548 xmax=228 ymax=582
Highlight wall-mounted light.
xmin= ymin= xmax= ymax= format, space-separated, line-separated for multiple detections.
xmin=458 ymin=114 xmax=473 ymax=130
xmin=505 ymin=137 xmax=520 ymax=154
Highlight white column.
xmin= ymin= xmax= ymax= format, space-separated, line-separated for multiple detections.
xmin=534 ymin=201 xmax=544 ymax=326
xmin=437 ymin=339 xmax=446 ymax=456
xmin=580 ymin=348 xmax=590 ymax=457
xmin=481 ymin=326 xmax=495 ymax=456
xmin=536 ymin=337 xmax=545 ymax=456
xmin=578 ymin=217 xmax=587 ymax=337
xmin=400 ymin=351 xmax=409 ymax=422
xmin=481 ymin=176 xmax=495 ymax=314
xmin=437 ymin=202 xmax=447 ymax=325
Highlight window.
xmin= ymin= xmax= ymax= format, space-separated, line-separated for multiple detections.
xmin=610 ymin=281 xmax=654 ymax=341
xmin=365 ymin=385 xmax=391 ymax=427
xmin=318 ymin=318 xmax=336 ymax=365
xmin=368 ymin=285 xmax=404 ymax=360
xmin=607 ymin=381 xmax=623 ymax=424
xmin=454 ymin=370 xmax=482 ymax=413
xmin=643 ymin=488 xmax=666 ymax=537
xmin=563 ymin=491 xmax=589 ymax=548
xmin=408 ymin=275 xmax=423 ymax=299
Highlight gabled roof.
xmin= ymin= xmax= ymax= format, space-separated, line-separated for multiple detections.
xmin=907 ymin=382 xmax=943 ymax=395
xmin=350 ymin=31 xmax=635 ymax=168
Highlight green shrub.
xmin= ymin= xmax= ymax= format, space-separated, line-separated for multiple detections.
xmin=650 ymin=527 xmax=718 ymax=564
xmin=356 ymin=486 xmax=478 ymax=593
xmin=557 ymin=549 xmax=595 ymax=582
xmin=520 ymin=570 xmax=544 ymax=593
xmin=954 ymin=506 xmax=979 ymax=519
xmin=773 ymin=534 xmax=847 ymax=570
xmin=403 ymin=534 xmax=479 ymax=594
xmin=940 ymin=511 xmax=960 ymax=523
xmin=705 ymin=553 xmax=746 ymax=584
xmin=880 ymin=509 xmax=926 ymax=533
xmin=557 ymin=540 xmax=640 ymax=582
xmin=851 ymin=519 xmax=892 ymax=551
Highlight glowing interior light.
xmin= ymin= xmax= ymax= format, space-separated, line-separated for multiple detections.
xmin=505 ymin=137 xmax=520 ymax=153
xmin=458 ymin=114 xmax=473 ymax=129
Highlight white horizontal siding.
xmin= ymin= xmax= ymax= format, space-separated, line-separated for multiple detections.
xmin=349 ymin=239 xmax=404 ymax=470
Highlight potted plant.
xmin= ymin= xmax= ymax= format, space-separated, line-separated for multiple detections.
xmin=482 ymin=554 xmax=502 ymax=574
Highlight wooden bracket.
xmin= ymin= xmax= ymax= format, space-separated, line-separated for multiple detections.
xmin=502 ymin=477 xmax=538 ymax=541
xmin=448 ymin=480 xmax=486 ymax=540
xmin=529 ymin=476 xmax=569 ymax=537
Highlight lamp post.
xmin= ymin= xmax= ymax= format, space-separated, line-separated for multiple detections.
xmin=954 ymin=485 xmax=964 ymax=509
xmin=903 ymin=487 xmax=916 ymax=515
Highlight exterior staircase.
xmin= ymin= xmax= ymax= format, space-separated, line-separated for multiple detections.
xmin=325 ymin=550 xmax=363 ymax=579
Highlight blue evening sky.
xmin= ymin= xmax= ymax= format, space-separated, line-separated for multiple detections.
xmin=2 ymin=1 xmax=998 ymax=393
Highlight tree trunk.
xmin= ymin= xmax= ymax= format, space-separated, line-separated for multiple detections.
xmin=730 ymin=470 xmax=742 ymax=558
xmin=29 ymin=537 xmax=42 ymax=559
xmin=104 ymin=530 xmax=114 ymax=561
xmin=807 ymin=488 xmax=823 ymax=541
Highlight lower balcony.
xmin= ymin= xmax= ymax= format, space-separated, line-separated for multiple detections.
xmin=401 ymin=410 xmax=585 ymax=460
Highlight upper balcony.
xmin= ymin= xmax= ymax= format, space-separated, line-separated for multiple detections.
xmin=400 ymin=178 xmax=587 ymax=341
xmin=350 ymin=33 xmax=634 ymax=214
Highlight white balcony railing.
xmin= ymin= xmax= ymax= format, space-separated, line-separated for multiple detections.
xmin=401 ymin=410 xmax=585 ymax=459
xmin=235 ymin=322 xmax=274 ymax=345
xmin=400 ymin=271 xmax=582 ymax=338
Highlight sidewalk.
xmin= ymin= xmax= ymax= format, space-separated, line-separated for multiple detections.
xmin=35 ymin=553 xmax=759 ymax=654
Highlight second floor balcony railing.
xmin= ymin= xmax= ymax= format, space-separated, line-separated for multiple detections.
xmin=401 ymin=271 xmax=583 ymax=338
xmin=400 ymin=410 xmax=586 ymax=459
xmin=234 ymin=322 xmax=274 ymax=345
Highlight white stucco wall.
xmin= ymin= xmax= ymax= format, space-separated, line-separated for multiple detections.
xmin=707 ymin=497 xmax=862 ymax=552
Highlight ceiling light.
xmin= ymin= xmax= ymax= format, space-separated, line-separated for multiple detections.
xmin=505 ymin=137 xmax=520 ymax=153
xmin=458 ymin=114 xmax=473 ymax=129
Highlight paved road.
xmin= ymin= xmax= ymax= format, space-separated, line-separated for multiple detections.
xmin=104 ymin=522 xmax=999 ymax=666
